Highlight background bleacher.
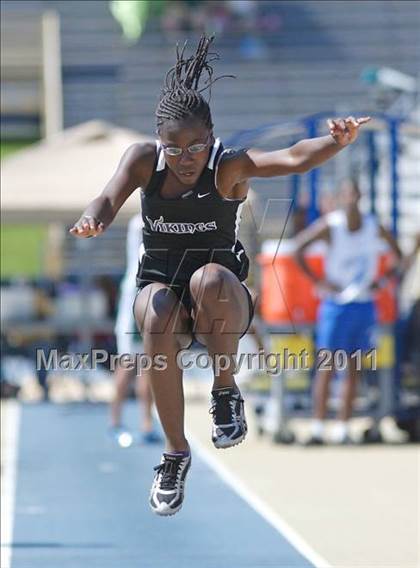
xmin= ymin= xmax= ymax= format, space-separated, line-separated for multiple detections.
xmin=1 ymin=0 xmax=419 ymax=266
xmin=2 ymin=0 xmax=419 ymax=139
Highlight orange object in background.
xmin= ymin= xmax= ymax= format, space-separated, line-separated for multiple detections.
xmin=258 ymin=240 xmax=397 ymax=325
xmin=375 ymin=253 xmax=397 ymax=323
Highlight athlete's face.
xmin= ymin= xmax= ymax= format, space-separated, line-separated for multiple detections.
xmin=158 ymin=118 xmax=214 ymax=185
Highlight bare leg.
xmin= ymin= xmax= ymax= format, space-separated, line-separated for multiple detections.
xmin=189 ymin=263 xmax=252 ymax=390
xmin=134 ymin=283 xmax=192 ymax=453
xmin=136 ymin=374 xmax=154 ymax=432
xmin=339 ymin=356 xmax=360 ymax=421
xmin=306 ymin=362 xmax=335 ymax=442
xmin=314 ymin=365 xmax=335 ymax=420
xmin=110 ymin=364 xmax=134 ymax=428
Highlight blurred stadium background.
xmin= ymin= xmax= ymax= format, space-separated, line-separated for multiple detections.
xmin=1 ymin=2 xmax=419 ymax=568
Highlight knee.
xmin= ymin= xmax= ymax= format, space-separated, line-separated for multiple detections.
xmin=190 ymin=264 xmax=232 ymax=304
xmin=141 ymin=308 xmax=165 ymax=335
xmin=134 ymin=289 xmax=177 ymax=336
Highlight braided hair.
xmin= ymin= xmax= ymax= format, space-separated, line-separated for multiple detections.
xmin=156 ymin=34 xmax=233 ymax=131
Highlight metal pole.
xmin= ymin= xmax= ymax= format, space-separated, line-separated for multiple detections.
xmin=41 ymin=11 xmax=63 ymax=140
xmin=367 ymin=130 xmax=377 ymax=215
xmin=306 ymin=119 xmax=319 ymax=222
xmin=389 ymin=118 xmax=399 ymax=237
xmin=389 ymin=118 xmax=402 ymax=419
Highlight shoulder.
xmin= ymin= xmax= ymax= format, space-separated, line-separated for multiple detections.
xmin=122 ymin=142 xmax=156 ymax=170
xmin=216 ymin=148 xmax=250 ymax=199
xmin=217 ymin=147 xmax=247 ymax=173
xmin=120 ymin=142 xmax=157 ymax=187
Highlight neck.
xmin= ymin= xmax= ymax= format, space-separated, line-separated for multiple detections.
xmin=345 ymin=207 xmax=362 ymax=230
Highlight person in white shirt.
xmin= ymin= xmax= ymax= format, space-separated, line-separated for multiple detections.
xmin=294 ymin=179 xmax=402 ymax=444
xmin=110 ymin=214 xmax=161 ymax=446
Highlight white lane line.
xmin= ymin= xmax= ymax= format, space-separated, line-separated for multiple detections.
xmin=186 ymin=430 xmax=332 ymax=568
xmin=1 ymin=401 xmax=21 ymax=568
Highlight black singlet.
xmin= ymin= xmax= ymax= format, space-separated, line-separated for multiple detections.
xmin=136 ymin=138 xmax=250 ymax=289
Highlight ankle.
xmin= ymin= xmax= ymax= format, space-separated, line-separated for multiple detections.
xmin=212 ymin=379 xmax=237 ymax=391
xmin=166 ymin=439 xmax=189 ymax=453
xmin=165 ymin=448 xmax=190 ymax=458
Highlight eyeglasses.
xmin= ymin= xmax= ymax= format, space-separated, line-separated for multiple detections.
xmin=161 ymin=136 xmax=211 ymax=157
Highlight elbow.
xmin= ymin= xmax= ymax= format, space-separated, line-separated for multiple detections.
xmin=292 ymin=160 xmax=311 ymax=175
xmin=293 ymin=247 xmax=304 ymax=263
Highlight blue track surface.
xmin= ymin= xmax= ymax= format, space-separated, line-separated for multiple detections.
xmin=11 ymin=402 xmax=314 ymax=568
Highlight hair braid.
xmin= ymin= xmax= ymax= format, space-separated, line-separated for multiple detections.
xmin=155 ymin=34 xmax=234 ymax=130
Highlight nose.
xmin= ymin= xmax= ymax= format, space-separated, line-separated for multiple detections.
xmin=179 ymin=150 xmax=194 ymax=165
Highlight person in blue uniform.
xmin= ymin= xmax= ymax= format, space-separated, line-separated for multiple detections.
xmin=294 ymin=179 xmax=402 ymax=445
xmin=70 ymin=35 xmax=370 ymax=516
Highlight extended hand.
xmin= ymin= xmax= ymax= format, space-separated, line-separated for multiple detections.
xmin=69 ymin=215 xmax=105 ymax=238
xmin=327 ymin=116 xmax=371 ymax=147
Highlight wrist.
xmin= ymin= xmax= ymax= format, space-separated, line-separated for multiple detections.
xmin=330 ymin=134 xmax=347 ymax=148
xmin=372 ymin=275 xmax=388 ymax=289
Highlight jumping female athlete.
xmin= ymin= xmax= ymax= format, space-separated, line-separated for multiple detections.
xmin=70 ymin=35 xmax=370 ymax=516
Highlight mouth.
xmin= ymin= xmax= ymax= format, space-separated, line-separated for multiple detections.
xmin=178 ymin=171 xmax=196 ymax=179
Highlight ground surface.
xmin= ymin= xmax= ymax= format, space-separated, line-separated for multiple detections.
xmin=1 ymin=396 xmax=418 ymax=568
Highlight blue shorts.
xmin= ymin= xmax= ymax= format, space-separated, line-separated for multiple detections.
xmin=316 ymin=300 xmax=377 ymax=354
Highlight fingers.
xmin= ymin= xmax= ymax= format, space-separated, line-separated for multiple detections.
xmin=328 ymin=119 xmax=344 ymax=136
xmin=328 ymin=116 xmax=371 ymax=131
xmin=69 ymin=215 xmax=104 ymax=237
xmin=356 ymin=116 xmax=371 ymax=125
xmin=87 ymin=216 xmax=96 ymax=232
xmin=328 ymin=118 xmax=347 ymax=132
xmin=345 ymin=116 xmax=358 ymax=129
xmin=345 ymin=116 xmax=371 ymax=129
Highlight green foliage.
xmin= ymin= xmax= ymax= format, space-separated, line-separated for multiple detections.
xmin=0 ymin=140 xmax=36 ymax=160
xmin=1 ymin=225 xmax=48 ymax=279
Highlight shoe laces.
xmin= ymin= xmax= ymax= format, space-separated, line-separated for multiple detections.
xmin=154 ymin=456 xmax=183 ymax=490
xmin=209 ymin=392 xmax=241 ymax=425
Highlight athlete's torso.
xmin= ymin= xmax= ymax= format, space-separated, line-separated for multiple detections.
xmin=138 ymin=138 xmax=249 ymax=284
xmin=325 ymin=210 xmax=380 ymax=302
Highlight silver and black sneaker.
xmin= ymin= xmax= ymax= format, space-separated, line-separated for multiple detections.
xmin=210 ymin=387 xmax=248 ymax=449
xmin=149 ymin=452 xmax=191 ymax=516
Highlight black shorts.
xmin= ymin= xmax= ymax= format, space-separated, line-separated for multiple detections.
xmin=135 ymin=277 xmax=255 ymax=343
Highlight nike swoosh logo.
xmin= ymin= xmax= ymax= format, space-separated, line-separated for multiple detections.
xmin=197 ymin=192 xmax=210 ymax=198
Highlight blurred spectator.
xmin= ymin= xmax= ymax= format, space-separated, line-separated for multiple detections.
xmin=206 ymin=1 xmax=231 ymax=35
xmin=227 ymin=0 xmax=258 ymax=29
xmin=294 ymin=179 xmax=402 ymax=445
xmin=0 ymin=334 xmax=21 ymax=399
xmin=403 ymin=299 xmax=420 ymax=377
xmin=161 ymin=1 xmax=191 ymax=35
xmin=94 ymin=275 xmax=119 ymax=318
xmin=158 ymin=0 xmax=279 ymax=59
xmin=227 ymin=0 xmax=268 ymax=60
xmin=401 ymin=234 xmax=420 ymax=379
xmin=109 ymin=214 xmax=161 ymax=447
xmin=292 ymin=205 xmax=308 ymax=235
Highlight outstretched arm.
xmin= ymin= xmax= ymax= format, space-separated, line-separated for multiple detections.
xmin=223 ymin=117 xmax=370 ymax=189
xmin=370 ymin=225 xmax=404 ymax=289
xmin=69 ymin=143 xmax=154 ymax=238
xmin=294 ymin=219 xmax=341 ymax=294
